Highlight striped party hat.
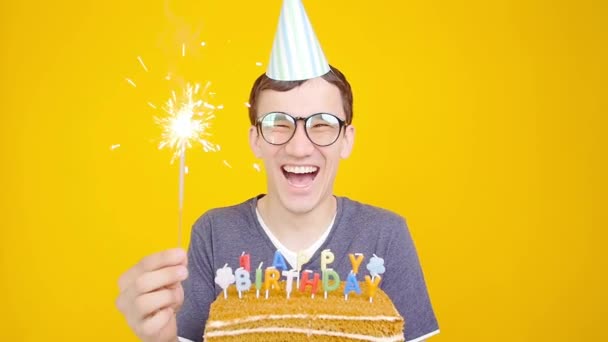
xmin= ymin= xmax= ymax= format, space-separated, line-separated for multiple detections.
xmin=266 ymin=0 xmax=330 ymax=81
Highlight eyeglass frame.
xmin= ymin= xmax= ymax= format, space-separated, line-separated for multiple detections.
xmin=255 ymin=111 xmax=349 ymax=147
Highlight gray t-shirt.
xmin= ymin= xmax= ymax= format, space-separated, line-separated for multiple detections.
xmin=177 ymin=195 xmax=439 ymax=341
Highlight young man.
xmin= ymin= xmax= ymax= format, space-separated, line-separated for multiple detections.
xmin=115 ymin=2 xmax=438 ymax=342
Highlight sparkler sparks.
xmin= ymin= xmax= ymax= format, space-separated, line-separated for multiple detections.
xmin=126 ymin=41 xmax=224 ymax=247
xmin=155 ymin=81 xmax=219 ymax=247
xmin=137 ymin=56 xmax=149 ymax=72
xmin=125 ymin=78 xmax=137 ymax=87
xmin=156 ymin=81 xmax=219 ymax=161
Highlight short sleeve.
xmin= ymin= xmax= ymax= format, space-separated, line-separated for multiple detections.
xmin=177 ymin=214 xmax=217 ymax=342
xmin=380 ymin=216 xmax=440 ymax=341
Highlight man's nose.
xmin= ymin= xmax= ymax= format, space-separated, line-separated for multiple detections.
xmin=284 ymin=121 xmax=315 ymax=157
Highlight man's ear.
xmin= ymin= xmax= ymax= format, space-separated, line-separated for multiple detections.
xmin=340 ymin=125 xmax=355 ymax=159
xmin=249 ymin=126 xmax=263 ymax=158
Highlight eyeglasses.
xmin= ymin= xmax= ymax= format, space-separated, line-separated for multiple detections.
xmin=256 ymin=112 xmax=347 ymax=147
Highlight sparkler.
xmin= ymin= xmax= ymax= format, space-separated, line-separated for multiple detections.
xmin=156 ymin=81 xmax=219 ymax=246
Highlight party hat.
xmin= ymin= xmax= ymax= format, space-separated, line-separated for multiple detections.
xmin=266 ymin=0 xmax=330 ymax=81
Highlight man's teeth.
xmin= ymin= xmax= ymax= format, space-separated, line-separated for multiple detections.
xmin=282 ymin=165 xmax=318 ymax=174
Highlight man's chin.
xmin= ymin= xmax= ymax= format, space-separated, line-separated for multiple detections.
xmin=277 ymin=193 xmax=319 ymax=215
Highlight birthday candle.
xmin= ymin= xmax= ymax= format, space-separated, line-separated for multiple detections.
xmin=299 ymin=270 xmax=320 ymax=298
xmin=322 ymin=268 xmax=340 ymax=299
xmin=320 ymin=249 xmax=335 ymax=271
xmin=348 ymin=253 xmax=365 ymax=274
xmin=214 ymin=264 xmax=235 ymax=299
xmin=255 ymin=262 xmax=263 ymax=298
xmin=366 ymin=254 xmax=386 ymax=278
xmin=364 ymin=274 xmax=382 ymax=303
xmin=343 ymin=271 xmax=361 ymax=300
xmin=296 ymin=251 xmax=310 ymax=285
xmin=264 ymin=267 xmax=280 ymax=299
xmin=240 ymin=252 xmax=251 ymax=272
xmin=282 ymin=269 xmax=298 ymax=299
xmin=272 ymin=250 xmax=288 ymax=271
xmin=235 ymin=267 xmax=252 ymax=299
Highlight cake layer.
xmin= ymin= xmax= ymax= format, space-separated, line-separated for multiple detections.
xmin=204 ymin=281 xmax=404 ymax=341
xmin=205 ymin=327 xmax=405 ymax=341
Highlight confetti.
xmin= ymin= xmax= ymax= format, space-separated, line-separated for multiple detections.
xmin=125 ymin=78 xmax=137 ymax=87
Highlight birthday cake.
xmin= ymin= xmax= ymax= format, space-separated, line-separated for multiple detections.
xmin=203 ymin=280 xmax=404 ymax=341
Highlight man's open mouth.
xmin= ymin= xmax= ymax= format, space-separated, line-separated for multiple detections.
xmin=282 ymin=165 xmax=319 ymax=188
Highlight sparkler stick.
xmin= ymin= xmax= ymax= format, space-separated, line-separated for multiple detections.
xmin=156 ymin=82 xmax=218 ymax=247
xmin=178 ymin=145 xmax=186 ymax=247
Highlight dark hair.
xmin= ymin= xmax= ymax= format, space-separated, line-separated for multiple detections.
xmin=247 ymin=65 xmax=353 ymax=125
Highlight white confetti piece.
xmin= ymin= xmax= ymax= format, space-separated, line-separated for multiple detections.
xmin=125 ymin=78 xmax=137 ymax=87
xmin=253 ymin=163 xmax=261 ymax=172
xmin=223 ymin=160 xmax=232 ymax=168
xmin=137 ymin=56 xmax=148 ymax=72
xmin=110 ymin=144 xmax=121 ymax=150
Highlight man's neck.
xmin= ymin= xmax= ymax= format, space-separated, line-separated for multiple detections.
xmin=257 ymin=194 xmax=337 ymax=252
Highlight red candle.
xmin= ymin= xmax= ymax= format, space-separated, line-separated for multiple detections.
xmin=240 ymin=252 xmax=251 ymax=272
xmin=299 ymin=270 xmax=320 ymax=297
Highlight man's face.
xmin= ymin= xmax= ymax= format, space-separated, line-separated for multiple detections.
xmin=249 ymin=77 xmax=355 ymax=215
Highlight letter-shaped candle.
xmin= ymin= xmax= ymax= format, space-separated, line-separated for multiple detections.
xmin=299 ymin=270 xmax=320 ymax=297
xmin=282 ymin=269 xmax=298 ymax=299
xmin=364 ymin=274 xmax=382 ymax=303
xmin=322 ymin=269 xmax=341 ymax=299
xmin=343 ymin=271 xmax=361 ymax=300
xmin=296 ymin=251 xmax=310 ymax=285
xmin=264 ymin=267 xmax=281 ymax=299
xmin=235 ymin=267 xmax=251 ymax=298
xmin=272 ymin=250 xmax=288 ymax=271
xmin=348 ymin=253 xmax=365 ymax=274
xmin=320 ymin=249 xmax=335 ymax=271
xmin=239 ymin=252 xmax=251 ymax=272
xmin=255 ymin=262 xmax=263 ymax=298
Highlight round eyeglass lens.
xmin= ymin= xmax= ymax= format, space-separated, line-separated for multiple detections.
xmin=305 ymin=113 xmax=341 ymax=146
xmin=260 ymin=112 xmax=296 ymax=145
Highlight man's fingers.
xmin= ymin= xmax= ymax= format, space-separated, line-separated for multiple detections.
xmin=118 ymin=248 xmax=187 ymax=291
xmin=138 ymin=307 xmax=175 ymax=339
xmin=133 ymin=288 xmax=182 ymax=320
xmin=133 ymin=265 xmax=188 ymax=295
xmin=139 ymin=248 xmax=187 ymax=273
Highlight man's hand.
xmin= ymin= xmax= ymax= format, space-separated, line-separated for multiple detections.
xmin=116 ymin=248 xmax=188 ymax=342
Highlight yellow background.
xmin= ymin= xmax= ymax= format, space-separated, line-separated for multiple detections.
xmin=1 ymin=0 xmax=606 ymax=340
